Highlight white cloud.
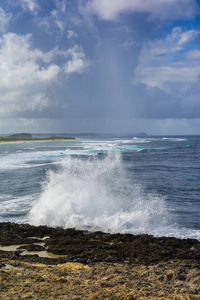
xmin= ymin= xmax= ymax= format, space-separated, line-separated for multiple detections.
xmin=81 ymin=0 xmax=198 ymax=21
xmin=186 ymin=49 xmax=200 ymax=60
xmin=0 ymin=33 xmax=59 ymax=117
xmin=0 ymin=8 xmax=12 ymax=33
xmin=166 ymin=27 xmax=200 ymax=47
xmin=67 ymin=30 xmax=77 ymax=39
xmin=21 ymin=0 xmax=39 ymax=14
xmin=64 ymin=45 xmax=90 ymax=75
xmin=134 ymin=66 xmax=200 ymax=89
xmin=51 ymin=9 xmax=57 ymax=17
xmin=0 ymin=33 xmax=91 ymax=117
xmin=141 ymin=118 xmax=200 ymax=135
xmin=133 ymin=27 xmax=200 ymax=91
xmin=51 ymin=9 xmax=65 ymax=32
xmin=178 ymin=29 xmax=200 ymax=45
xmin=55 ymin=20 xmax=65 ymax=32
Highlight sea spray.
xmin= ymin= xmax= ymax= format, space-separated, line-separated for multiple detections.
xmin=29 ymin=152 xmax=170 ymax=234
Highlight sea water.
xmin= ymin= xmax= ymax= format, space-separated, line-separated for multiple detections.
xmin=0 ymin=135 xmax=199 ymax=240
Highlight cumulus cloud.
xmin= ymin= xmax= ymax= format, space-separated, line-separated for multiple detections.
xmin=64 ymin=45 xmax=91 ymax=75
xmin=0 ymin=33 xmax=60 ymax=117
xmin=130 ymin=26 xmax=200 ymax=120
xmin=0 ymin=33 xmax=90 ymax=117
xmin=133 ymin=27 xmax=200 ymax=91
xmin=0 ymin=8 xmax=12 ymax=33
xmin=80 ymin=0 xmax=198 ymax=21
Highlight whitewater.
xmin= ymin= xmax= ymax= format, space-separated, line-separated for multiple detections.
xmin=0 ymin=135 xmax=200 ymax=240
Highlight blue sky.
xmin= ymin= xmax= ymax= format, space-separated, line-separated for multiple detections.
xmin=0 ymin=0 xmax=200 ymax=135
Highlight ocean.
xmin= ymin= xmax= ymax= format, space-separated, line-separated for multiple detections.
xmin=0 ymin=135 xmax=200 ymax=240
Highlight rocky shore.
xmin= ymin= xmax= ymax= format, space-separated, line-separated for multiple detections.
xmin=0 ymin=222 xmax=200 ymax=299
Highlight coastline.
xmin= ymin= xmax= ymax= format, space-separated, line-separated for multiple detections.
xmin=0 ymin=222 xmax=200 ymax=299
xmin=0 ymin=138 xmax=75 ymax=144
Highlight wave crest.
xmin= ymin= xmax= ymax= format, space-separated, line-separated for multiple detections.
xmin=29 ymin=152 xmax=170 ymax=235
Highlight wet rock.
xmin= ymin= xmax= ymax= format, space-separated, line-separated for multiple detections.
xmin=0 ymin=222 xmax=200 ymax=267
xmin=0 ymin=222 xmax=51 ymax=246
xmin=17 ymin=244 xmax=45 ymax=251
xmin=9 ymin=251 xmax=21 ymax=259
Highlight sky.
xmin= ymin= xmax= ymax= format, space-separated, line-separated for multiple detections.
xmin=0 ymin=0 xmax=200 ymax=135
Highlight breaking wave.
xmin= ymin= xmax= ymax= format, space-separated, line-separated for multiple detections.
xmin=29 ymin=152 xmax=172 ymax=236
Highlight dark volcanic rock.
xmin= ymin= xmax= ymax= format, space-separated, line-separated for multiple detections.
xmin=0 ymin=222 xmax=200 ymax=266
xmin=17 ymin=244 xmax=45 ymax=251
xmin=1 ymin=222 xmax=200 ymax=300
xmin=0 ymin=222 xmax=51 ymax=246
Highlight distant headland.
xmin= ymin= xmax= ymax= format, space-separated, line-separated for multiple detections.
xmin=0 ymin=132 xmax=149 ymax=143
xmin=0 ymin=133 xmax=75 ymax=143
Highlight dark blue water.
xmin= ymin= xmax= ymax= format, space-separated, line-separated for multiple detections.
xmin=0 ymin=136 xmax=199 ymax=239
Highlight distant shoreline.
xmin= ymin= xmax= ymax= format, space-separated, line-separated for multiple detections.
xmin=0 ymin=137 xmax=75 ymax=144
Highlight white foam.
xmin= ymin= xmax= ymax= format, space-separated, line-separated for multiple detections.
xmin=0 ymin=194 xmax=38 ymax=223
xmin=162 ymin=137 xmax=187 ymax=141
xmin=132 ymin=138 xmax=151 ymax=143
xmin=29 ymin=152 xmax=171 ymax=236
xmin=0 ymin=150 xmax=68 ymax=170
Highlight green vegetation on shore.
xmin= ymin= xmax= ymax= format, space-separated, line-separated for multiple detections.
xmin=0 ymin=133 xmax=75 ymax=142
